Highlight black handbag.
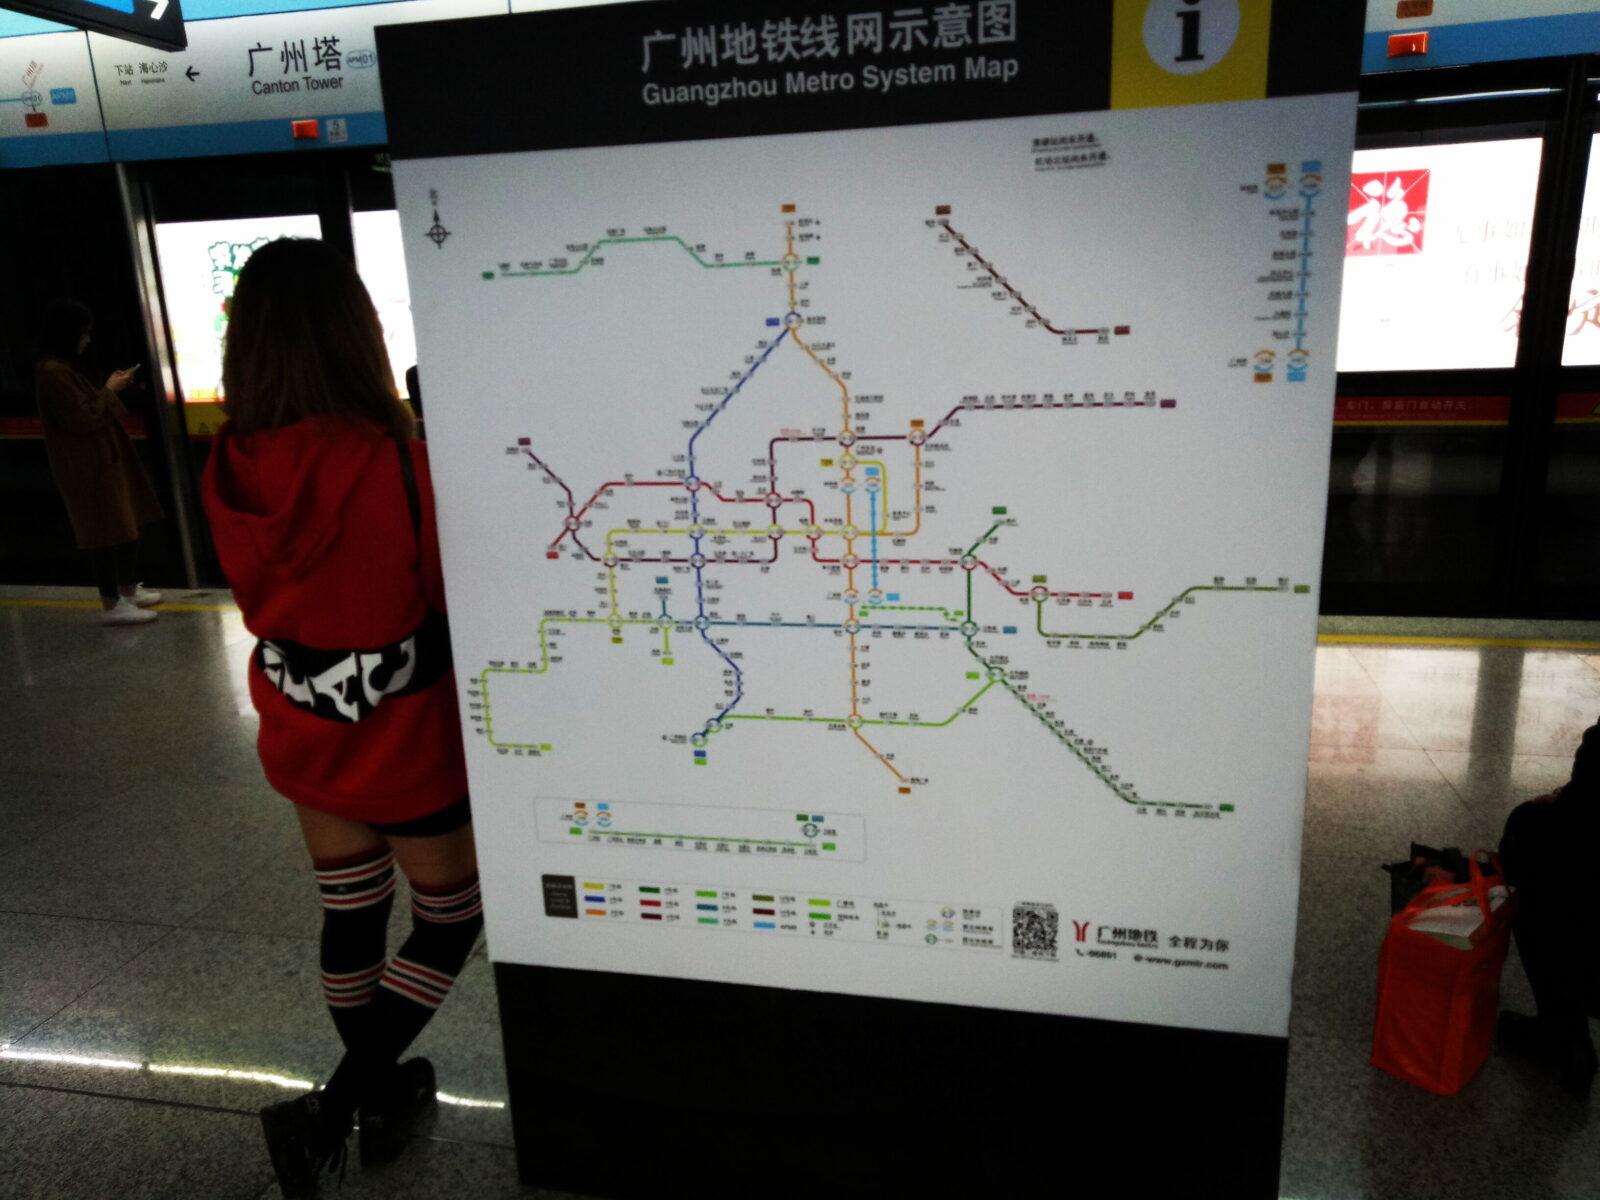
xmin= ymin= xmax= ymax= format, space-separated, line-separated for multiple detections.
xmin=1381 ymin=843 xmax=1471 ymax=915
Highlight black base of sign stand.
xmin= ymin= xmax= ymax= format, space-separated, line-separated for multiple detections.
xmin=495 ymin=963 xmax=1288 ymax=1198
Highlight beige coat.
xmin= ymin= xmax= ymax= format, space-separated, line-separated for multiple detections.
xmin=35 ymin=358 xmax=163 ymax=550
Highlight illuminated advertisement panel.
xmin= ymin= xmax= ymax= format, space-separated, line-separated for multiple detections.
xmin=1337 ymin=138 xmax=1543 ymax=373
xmin=153 ymin=213 xmax=321 ymax=429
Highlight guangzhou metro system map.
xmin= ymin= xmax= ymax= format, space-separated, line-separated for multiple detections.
xmin=390 ymin=6 xmax=1356 ymax=1038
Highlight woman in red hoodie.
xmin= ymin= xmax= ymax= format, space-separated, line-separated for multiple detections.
xmin=202 ymin=238 xmax=480 ymax=1197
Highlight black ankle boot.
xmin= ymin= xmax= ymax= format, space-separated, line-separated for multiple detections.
xmin=1497 ymin=1011 xmax=1555 ymax=1062
xmin=358 ymin=1057 xmax=437 ymax=1166
xmin=260 ymin=1092 xmax=351 ymax=1198
xmin=1557 ymin=1041 xmax=1599 ymax=1101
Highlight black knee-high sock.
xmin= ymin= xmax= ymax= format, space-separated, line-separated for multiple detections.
xmin=313 ymin=847 xmax=397 ymax=1052
xmin=320 ymin=872 xmax=483 ymax=1118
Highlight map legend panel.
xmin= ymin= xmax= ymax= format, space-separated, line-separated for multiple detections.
xmin=534 ymin=798 xmax=865 ymax=861
xmin=541 ymin=874 xmax=1001 ymax=952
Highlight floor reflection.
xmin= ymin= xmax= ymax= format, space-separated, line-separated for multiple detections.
xmin=0 ymin=1045 xmax=503 ymax=1109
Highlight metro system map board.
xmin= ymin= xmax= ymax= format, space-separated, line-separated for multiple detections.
xmin=380 ymin=0 xmax=1362 ymax=1040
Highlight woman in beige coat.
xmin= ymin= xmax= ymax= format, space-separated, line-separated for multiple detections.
xmin=35 ymin=300 xmax=165 ymax=625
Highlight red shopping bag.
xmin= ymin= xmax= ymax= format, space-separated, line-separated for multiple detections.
xmin=1370 ymin=850 xmax=1516 ymax=1095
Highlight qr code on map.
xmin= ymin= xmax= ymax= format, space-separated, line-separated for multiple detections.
xmin=1011 ymin=902 xmax=1060 ymax=961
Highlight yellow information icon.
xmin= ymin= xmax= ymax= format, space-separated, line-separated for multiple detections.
xmin=1111 ymin=0 xmax=1272 ymax=110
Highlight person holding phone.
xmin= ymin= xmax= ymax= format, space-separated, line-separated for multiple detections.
xmin=35 ymin=299 xmax=164 ymax=625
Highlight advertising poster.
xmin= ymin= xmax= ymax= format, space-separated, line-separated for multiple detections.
xmin=1337 ymin=138 xmax=1544 ymax=373
xmin=353 ymin=207 xmax=420 ymax=396
xmin=383 ymin=0 xmax=1360 ymax=1039
xmin=153 ymin=213 xmax=322 ymax=424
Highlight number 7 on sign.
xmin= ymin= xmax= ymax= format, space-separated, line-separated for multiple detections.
xmin=151 ymin=1 xmax=168 ymax=19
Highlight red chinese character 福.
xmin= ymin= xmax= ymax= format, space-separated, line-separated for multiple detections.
xmin=1347 ymin=169 xmax=1429 ymax=256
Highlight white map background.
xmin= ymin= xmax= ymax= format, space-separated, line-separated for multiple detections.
xmin=396 ymin=93 xmax=1355 ymax=1036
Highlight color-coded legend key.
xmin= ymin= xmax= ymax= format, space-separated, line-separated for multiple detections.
xmin=535 ymin=798 xmax=865 ymax=861
xmin=541 ymin=875 xmax=1002 ymax=952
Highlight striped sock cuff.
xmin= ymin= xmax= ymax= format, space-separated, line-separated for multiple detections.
xmin=411 ymin=874 xmax=483 ymax=925
xmin=380 ymin=955 xmax=457 ymax=1009
xmin=322 ymin=961 xmax=386 ymax=1008
xmin=315 ymin=849 xmax=397 ymax=912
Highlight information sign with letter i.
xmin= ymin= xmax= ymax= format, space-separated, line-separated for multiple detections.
xmin=376 ymin=2 xmax=1364 ymax=1193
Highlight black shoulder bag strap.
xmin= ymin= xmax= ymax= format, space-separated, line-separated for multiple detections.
xmin=391 ymin=429 xmax=453 ymax=685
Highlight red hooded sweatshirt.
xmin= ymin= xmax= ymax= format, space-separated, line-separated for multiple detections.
xmin=201 ymin=417 xmax=467 ymax=823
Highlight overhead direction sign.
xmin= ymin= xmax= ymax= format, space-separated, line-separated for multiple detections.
xmin=0 ymin=0 xmax=185 ymax=51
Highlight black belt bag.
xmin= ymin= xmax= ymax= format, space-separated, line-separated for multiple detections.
xmin=254 ymin=432 xmax=452 ymax=724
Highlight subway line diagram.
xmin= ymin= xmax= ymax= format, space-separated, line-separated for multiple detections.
xmin=468 ymin=205 xmax=1308 ymax=816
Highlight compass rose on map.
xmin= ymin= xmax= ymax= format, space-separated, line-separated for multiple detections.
xmin=424 ymin=189 xmax=451 ymax=248
xmin=426 ymin=209 xmax=451 ymax=249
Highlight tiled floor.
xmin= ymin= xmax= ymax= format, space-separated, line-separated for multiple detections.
xmin=1 ymin=589 xmax=1596 ymax=1199
xmin=1288 ymin=636 xmax=1600 ymax=1200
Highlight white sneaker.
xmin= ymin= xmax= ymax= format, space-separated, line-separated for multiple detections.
xmin=100 ymin=597 xmax=159 ymax=626
xmin=125 ymin=584 xmax=163 ymax=608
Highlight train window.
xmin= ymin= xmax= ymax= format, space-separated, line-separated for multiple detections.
xmin=1337 ymin=137 xmax=1544 ymax=372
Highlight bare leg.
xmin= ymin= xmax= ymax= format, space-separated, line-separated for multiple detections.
xmin=384 ymin=822 xmax=478 ymax=888
xmin=296 ymin=804 xmax=387 ymax=863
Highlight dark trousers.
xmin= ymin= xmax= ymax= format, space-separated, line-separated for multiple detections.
xmin=87 ymin=541 xmax=138 ymax=601
xmin=1501 ymin=799 xmax=1598 ymax=1048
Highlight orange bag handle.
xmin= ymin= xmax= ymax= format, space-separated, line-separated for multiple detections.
xmin=1407 ymin=850 xmax=1505 ymax=922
